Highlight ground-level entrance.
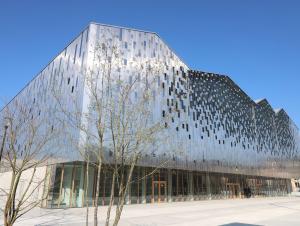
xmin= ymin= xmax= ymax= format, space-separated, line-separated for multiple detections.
xmin=45 ymin=162 xmax=292 ymax=208
xmin=226 ymin=183 xmax=240 ymax=198
xmin=152 ymin=181 xmax=167 ymax=203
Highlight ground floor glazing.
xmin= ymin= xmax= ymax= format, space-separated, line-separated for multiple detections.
xmin=45 ymin=162 xmax=292 ymax=208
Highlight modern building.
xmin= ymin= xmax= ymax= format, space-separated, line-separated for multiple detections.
xmin=1 ymin=23 xmax=300 ymax=208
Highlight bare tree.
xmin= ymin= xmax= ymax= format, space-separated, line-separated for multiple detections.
xmin=0 ymin=100 xmax=59 ymax=226
xmin=53 ymin=39 xmax=114 ymax=226
xmin=105 ymin=71 xmax=168 ymax=226
xmin=54 ymin=31 xmax=180 ymax=226
xmin=82 ymin=36 xmax=177 ymax=226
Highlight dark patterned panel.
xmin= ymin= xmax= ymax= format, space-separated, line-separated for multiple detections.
xmin=188 ymin=70 xmax=299 ymax=160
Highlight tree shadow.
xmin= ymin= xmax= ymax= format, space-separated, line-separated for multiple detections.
xmin=219 ymin=223 xmax=263 ymax=226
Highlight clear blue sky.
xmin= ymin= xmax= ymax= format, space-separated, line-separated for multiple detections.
xmin=0 ymin=0 xmax=299 ymax=127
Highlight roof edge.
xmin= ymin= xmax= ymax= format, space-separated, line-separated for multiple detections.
xmin=189 ymin=70 xmax=297 ymax=128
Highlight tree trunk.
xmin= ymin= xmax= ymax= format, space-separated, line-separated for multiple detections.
xmin=85 ymin=157 xmax=90 ymax=226
xmin=105 ymin=171 xmax=116 ymax=226
xmin=4 ymin=171 xmax=21 ymax=226
xmin=112 ymin=163 xmax=136 ymax=226
xmin=94 ymin=161 xmax=102 ymax=226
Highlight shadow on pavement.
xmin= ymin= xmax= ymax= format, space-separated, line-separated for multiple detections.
xmin=219 ymin=223 xmax=263 ymax=226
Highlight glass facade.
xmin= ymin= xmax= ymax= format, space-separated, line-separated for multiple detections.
xmin=2 ymin=23 xmax=299 ymax=211
xmin=47 ymin=162 xmax=85 ymax=208
xmin=45 ymin=162 xmax=291 ymax=208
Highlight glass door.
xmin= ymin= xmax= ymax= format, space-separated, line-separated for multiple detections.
xmin=159 ymin=181 xmax=167 ymax=202
xmin=152 ymin=181 xmax=167 ymax=203
xmin=70 ymin=165 xmax=84 ymax=207
xmin=153 ymin=181 xmax=159 ymax=202
xmin=226 ymin=183 xmax=240 ymax=199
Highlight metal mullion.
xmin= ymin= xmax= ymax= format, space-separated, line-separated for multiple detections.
xmin=158 ymin=170 xmax=161 ymax=203
xmin=82 ymin=162 xmax=86 ymax=207
xmin=151 ymin=171 xmax=154 ymax=203
xmin=70 ymin=164 xmax=76 ymax=207
xmin=45 ymin=165 xmax=53 ymax=207
xmin=58 ymin=164 xmax=64 ymax=208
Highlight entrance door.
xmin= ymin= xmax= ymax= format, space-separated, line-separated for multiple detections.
xmin=152 ymin=181 xmax=167 ymax=203
xmin=70 ymin=165 xmax=84 ymax=207
xmin=226 ymin=183 xmax=240 ymax=199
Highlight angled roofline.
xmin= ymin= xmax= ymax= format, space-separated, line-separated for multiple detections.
xmin=275 ymin=108 xmax=284 ymax=114
xmin=274 ymin=108 xmax=290 ymax=118
xmin=274 ymin=109 xmax=299 ymax=131
xmin=1 ymin=23 xmax=91 ymax=112
xmin=255 ymin=98 xmax=266 ymax=104
xmin=189 ymin=70 xmax=255 ymax=104
xmin=1 ymin=22 xmax=191 ymax=113
xmin=222 ymin=75 xmax=255 ymax=104
xmin=255 ymin=98 xmax=272 ymax=107
xmin=90 ymin=21 xmax=157 ymax=35
xmin=255 ymin=98 xmax=276 ymax=113
xmin=189 ymin=70 xmax=299 ymax=129
xmin=89 ymin=22 xmax=190 ymax=68
xmin=1 ymin=22 xmax=298 ymax=131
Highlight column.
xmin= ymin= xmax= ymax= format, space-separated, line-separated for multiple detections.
xmin=287 ymin=179 xmax=293 ymax=195
xmin=188 ymin=171 xmax=194 ymax=201
xmin=206 ymin=172 xmax=211 ymax=200
xmin=168 ymin=169 xmax=172 ymax=202
xmin=77 ymin=163 xmax=85 ymax=207
xmin=141 ymin=168 xmax=146 ymax=203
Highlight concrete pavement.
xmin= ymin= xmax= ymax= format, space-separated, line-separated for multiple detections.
xmin=1 ymin=197 xmax=300 ymax=226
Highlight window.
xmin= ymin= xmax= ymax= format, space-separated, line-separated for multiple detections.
xmin=79 ymin=34 xmax=83 ymax=57
xmin=73 ymin=44 xmax=77 ymax=64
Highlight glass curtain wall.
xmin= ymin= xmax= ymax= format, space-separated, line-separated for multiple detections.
xmin=131 ymin=167 xmax=143 ymax=204
xmin=46 ymin=163 xmax=291 ymax=208
xmin=193 ymin=172 xmax=207 ymax=200
xmin=46 ymin=162 xmax=86 ymax=208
